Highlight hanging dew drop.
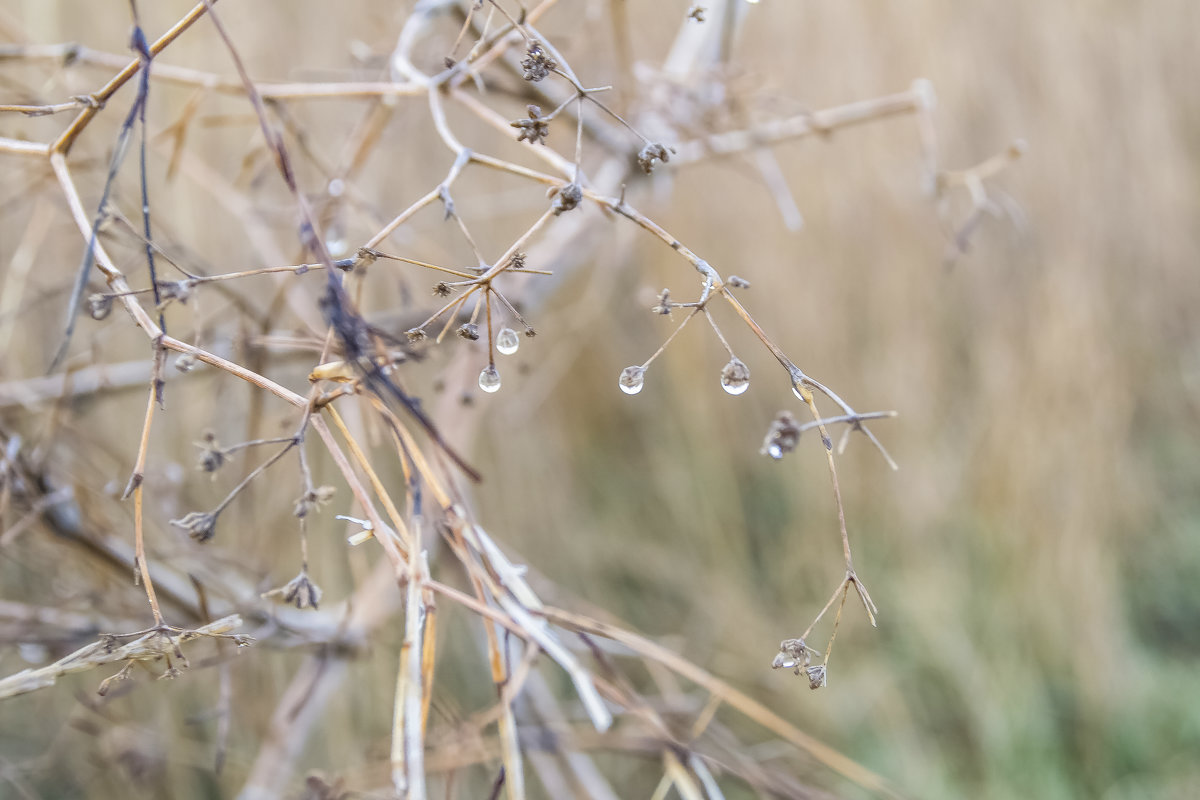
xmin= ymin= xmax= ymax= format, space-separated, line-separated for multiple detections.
xmin=767 ymin=444 xmax=783 ymax=459
xmin=478 ymin=365 xmax=502 ymax=393
xmin=618 ymin=366 xmax=645 ymax=395
xmin=720 ymin=358 xmax=750 ymax=395
xmin=496 ymin=327 xmax=520 ymax=355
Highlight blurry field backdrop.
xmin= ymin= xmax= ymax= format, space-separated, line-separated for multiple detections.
xmin=1 ymin=1 xmax=1198 ymax=799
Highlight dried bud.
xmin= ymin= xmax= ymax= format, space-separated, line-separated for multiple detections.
xmin=651 ymin=288 xmax=672 ymax=315
xmin=433 ymin=281 xmax=453 ymax=297
xmin=805 ymin=664 xmax=827 ymax=690
xmin=174 ymin=353 xmax=197 ymax=373
xmin=511 ymin=105 xmax=550 ymax=145
xmin=282 ymin=571 xmax=322 ymax=610
xmin=761 ymin=410 xmax=802 ymax=460
xmin=170 ymin=511 xmax=217 ymax=543
xmin=688 ymin=5 xmax=706 ymax=22
xmin=509 ymin=252 xmax=527 ymax=270
xmin=195 ymin=431 xmax=225 ymax=473
xmin=88 ymin=293 xmax=113 ymax=320
xmin=637 ymin=142 xmax=671 ymax=174
xmin=405 ymin=329 xmax=427 ymax=342
xmin=520 ymin=42 xmax=556 ymax=82
xmin=293 ymin=485 xmax=336 ymax=518
xmin=552 ymin=182 xmax=583 ymax=215
xmin=727 ymin=275 xmax=750 ymax=289
xmin=457 ymin=323 xmax=480 ymax=341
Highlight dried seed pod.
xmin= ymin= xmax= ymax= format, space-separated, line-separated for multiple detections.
xmin=637 ymin=142 xmax=671 ymax=174
xmin=457 ymin=323 xmax=480 ymax=341
xmin=651 ymin=288 xmax=672 ymax=315
xmin=195 ymin=431 xmax=225 ymax=473
xmin=520 ymin=42 xmax=556 ymax=82
xmin=761 ymin=410 xmax=802 ymax=459
xmin=551 ymin=182 xmax=583 ymax=215
xmin=170 ymin=511 xmax=217 ymax=543
xmin=281 ymin=571 xmax=322 ymax=610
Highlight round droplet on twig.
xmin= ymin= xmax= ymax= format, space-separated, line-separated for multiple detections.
xmin=720 ymin=358 xmax=750 ymax=395
xmin=496 ymin=327 xmax=520 ymax=355
xmin=618 ymin=366 xmax=645 ymax=395
xmin=478 ymin=365 xmax=501 ymax=393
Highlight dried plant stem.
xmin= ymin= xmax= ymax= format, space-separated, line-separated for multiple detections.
xmin=126 ymin=347 xmax=166 ymax=624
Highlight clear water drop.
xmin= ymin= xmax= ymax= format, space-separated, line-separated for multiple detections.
xmin=720 ymin=358 xmax=750 ymax=395
xmin=618 ymin=366 xmax=645 ymax=395
xmin=792 ymin=385 xmax=805 ymax=401
xmin=478 ymin=365 xmax=501 ymax=393
xmin=767 ymin=444 xmax=783 ymax=459
xmin=325 ymin=230 xmax=348 ymax=257
xmin=496 ymin=327 xmax=520 ymax=355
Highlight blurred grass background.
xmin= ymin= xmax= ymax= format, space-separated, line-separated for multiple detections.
xmin=1 ymin=1 xmax=1199 ymax=798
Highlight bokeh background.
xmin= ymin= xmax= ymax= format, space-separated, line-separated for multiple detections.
xmin=1 ymin=1 xmax=1198 ymax=798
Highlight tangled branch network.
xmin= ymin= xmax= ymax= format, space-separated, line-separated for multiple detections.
xmin=0 ymin=0 xmax=1022 ymax=796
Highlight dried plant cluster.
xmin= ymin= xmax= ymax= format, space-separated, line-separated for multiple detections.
xmin=0 ymin=1 xmax=1020 ymax=797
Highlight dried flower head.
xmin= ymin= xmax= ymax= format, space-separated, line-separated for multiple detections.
xmin=805 ymin=664 xmax=827 ymax=690
xmin=552 ymin=182 xmax=583 ymax=215
xmin=761 ymin=410 xmax=802 ymax=460
xmin=509 ymin=252 xmax=527 ymax=270
xmin=88 ymin=293 xmax=113 ymax=320
xmin=432 ymin=281 xmax=453 ymax=297
xmin=637 ymin=142 xmax=671 ymax=174
xmin=651 ymin=288 xmax=672 ymax=315
xmin=511 ymin=105 xmax=550 ymax=145
xmin=282 ymin=571 xmax=322 ymax=610
xmin=457 ymin=323 xmax=480 ymax=341
xmin=170 ymin=511 xmax=217 ymax=543
xmin=520 ymin=42 xmax=556 ymax=82
xmin=405 ymin=329 xmax=427 ymax=342
xmin=174 ymin=353 xmax=197 ymax=373
xmin=293 ymin=485 xmax=336 ymax=518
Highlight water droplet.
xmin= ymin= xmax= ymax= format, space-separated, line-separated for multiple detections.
xmin=792 ymin=385 xmax=805 ymax=401
xmin=767 ymin=444 xmax=783 ymax=459
xmin=478 ymin=365 xmax=501 ymax=393
xmin=325 ymin=229 xmax=348 ymax=257
xmin=618 ymin=366 xmax=645 ymax=395
xmin=720 ymin=358 xmax=750 ymax=395
xmin=496 ymin=327 xmax=520 ymax=355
